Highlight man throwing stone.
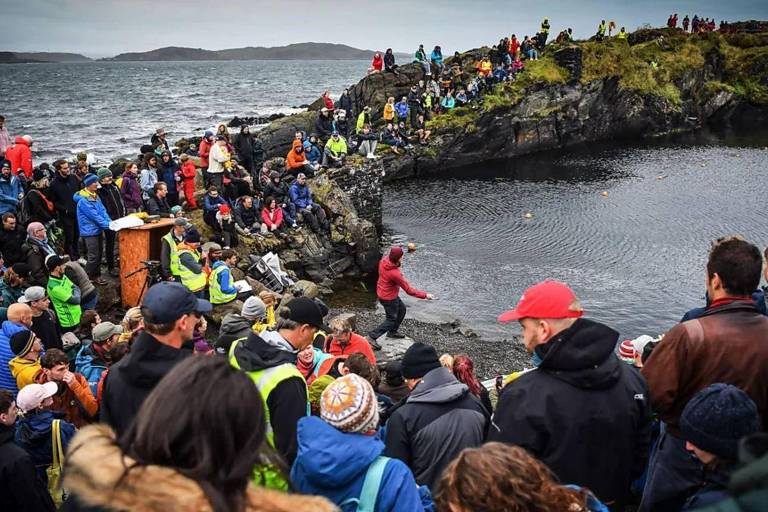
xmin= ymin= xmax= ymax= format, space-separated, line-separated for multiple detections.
xmin=367 ymin=246 xmax=433 ymax=350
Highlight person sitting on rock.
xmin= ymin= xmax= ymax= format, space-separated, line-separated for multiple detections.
xmin=357 ymin=124 xmax=378 ymax=159
xmin=234 ymin=195 xmax=261 ymax=236
xmin=477 ymin=56 xmax=493 ymax=78
xmin=440 ymin=92 xmax=456 ymax=111
xmin=263 ymin=171 xmax=297 ymax=228
xmin=175 ymin=228 xmax=207 ymax=298
xmin=286 ymin=140 xmax=317 ymax=178
xmin=454 ymin=88 xmax=469 ymax=106
xmin=321 ymin=131 xmax=347 ymax=169
xmin=383 ymin=97 xmax=396 ymax=125
xmin=511 ymin=55 xmax=524 ymax=77
xmin=213 ymin=204 xmax=239 ymax=249
xmin=145 ymin=182 xmax=172 ymax=218
xmin=492 ymin=63 xmax=508 ymax=84
xmin=356 ymin=106 xmax=371 ymax=134
xmin=430 ymin=45 xmax=444 ymax=76
xmin=323 ymin=315 xmax=377 ymax=364
xmin=395 ymin=122 xmax=413 ymax=146
xmin=315 ymin=108 xmax=334 ymax=141
xmin=381 ymin=123 xmax=407 ymax=155
xmin=303 ymin=134 xmax=322 ymax=167
xmin=616 ymin=27 xmax=628 ymax=40
xmin=209 ymin=249 xmax=250 ymax=305
xmin=384 ymin=48 xmax=399 ymax=75
xmin=202 ymin=185 xmax=226 ymax=228
xmin=413 ymin=114 xmax=432 ymax=145
xmin=394 ymin=97 xmax=409 ymax=126
xmin=368 ymin=51 xmax=383 ymax=74
xmin=289 ymin=173 xmax=328 ymax=233
xmin=332 ymin=111 xmax=352 ymax=140
xmin=261 ymin=196 xmax=285 ymax=235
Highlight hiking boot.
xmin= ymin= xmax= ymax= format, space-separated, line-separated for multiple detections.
xmin=387 ymin=331 xmax=406 ymax=339
xmin=366 ymin=335 xmax=382 ymax=351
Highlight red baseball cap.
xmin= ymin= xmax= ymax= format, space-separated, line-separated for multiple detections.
xmin=498 ymin=280 xmax=584 ymax=323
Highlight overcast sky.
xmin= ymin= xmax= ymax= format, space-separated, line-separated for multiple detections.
xmin=2 ymin=0 xmax=766 ymax=57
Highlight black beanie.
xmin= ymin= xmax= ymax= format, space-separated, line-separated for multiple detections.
xmin=401 ymin=342 xmax=441 ymax=379
xmin=680 ymin=383 xmax=760 ymax=460
xmin=10 ymin=330 xmax=35 ymax=357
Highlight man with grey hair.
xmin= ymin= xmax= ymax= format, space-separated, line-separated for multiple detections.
xmin=229 ymin=297 xmax=324 ymax=464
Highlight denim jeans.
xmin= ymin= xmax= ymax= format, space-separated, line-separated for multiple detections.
xmin=368 ymin=298 xmax=406 ymax=340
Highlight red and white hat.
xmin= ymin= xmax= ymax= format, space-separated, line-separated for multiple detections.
xmin=498 ymin=280 xmax=584 ymax=323
xmin=618 ymin=339 xmax=636 ymax=363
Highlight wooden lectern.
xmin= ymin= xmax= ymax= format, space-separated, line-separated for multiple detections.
xmin=119 ymin=218 xmax=176 ymax=307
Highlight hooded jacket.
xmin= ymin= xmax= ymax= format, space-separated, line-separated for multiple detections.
xmin=100 ymin=330 xmax=190 ymax=436
xmin=5 ymin=136 xmax=33 ymax=178
xmin=75 ymin=342 xmax=109 ymax=396
xmin=15 ymin=410 xmax=76 ymax=484
xmin=9 ymin=356 xmax=42 ymax=389
xmin=215 ymin=313 xmax=254 ymax=353
xmin=0 ymin=320 xmax=27 ymax=394
xmin=75 ymin=192 xmax=111 ymax=236
xmin=230 ymin=330 xmax=307 ymax=464
xmin=286 ymin=141 xmax=308 ymax=171
xmin=159 ymin=154 xmax=179 ymax=194
xmin=61 ymin=424 xmax=336 ymax=512
xmin=385 ymin=366 xmax=487 ymax=489
xmin=0 ymin=171 xmax=23 ymax=214
xmin=49 ymin=172 xmax=81 ymax=219
xmin=292 ymin=416 xmax=424 ymax=512
xmin=35 ymin=372 xmax=98 ymax=428
xmin=375 ymin=257 xmax=427 ymax=301
xmin=0 ymin=423 xmax=56 ymax=512
xmin=489 ymin=319 xmax=651 ymax=508
xmin=120 ymin=171 xmax=143 ymax=210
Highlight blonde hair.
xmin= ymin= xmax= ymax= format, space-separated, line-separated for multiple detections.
xmin=329 ymin=315 xmax=352 ymax=333
xmin=439 ymin=353 xmax=454 ymax=371
xmin=122 ymin=306 xmax=143 ymax=331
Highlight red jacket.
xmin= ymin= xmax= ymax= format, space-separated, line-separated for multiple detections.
xmin=323 ymin=96 xmax=335 ymax=110
xmin=324 ymin=332 xmax=377 ymax=365
xmin=262 ymin=206 xmax=283 ymax=227
xmin=371 ymin=55 xmax=383 ymax=71
xmin=199 ymin=139 xmax=212 ymax=168
xmin=180 ymin=160 xmax=196 ymax=181
xmin=376 ymin=257 xmax=427 ymax=301
xmin=5 ymin=136 xmax=33 ymax=178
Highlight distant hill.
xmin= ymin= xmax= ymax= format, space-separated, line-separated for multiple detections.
xmin=106 ymin=43 xmax=410 ymax=61
xmin=0 ymin=51 xmax=91 ymax=63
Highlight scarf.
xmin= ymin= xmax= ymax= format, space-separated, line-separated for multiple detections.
xmin=27 ymin=234 xmax=56 ymax=256
xmin=296 ymin=356 xmax=315 ymax=379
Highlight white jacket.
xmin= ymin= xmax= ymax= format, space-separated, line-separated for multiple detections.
xmin=208 ymin=143 xmax=229 ymax=174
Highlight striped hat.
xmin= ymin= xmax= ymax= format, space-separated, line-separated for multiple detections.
xmin=618 ymin=339 xmax=636 ymax=363
xmin=321 ymin=374 xmax=379 ymax=434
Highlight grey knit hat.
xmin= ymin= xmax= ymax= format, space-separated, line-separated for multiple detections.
xmin=241 ymin=296 xmax=266 ymax=320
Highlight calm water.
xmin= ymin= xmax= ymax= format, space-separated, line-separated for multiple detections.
xmin=383 ymin=129 xmax=768 ymax=340
xmin=0 ymin=60 xmax=368 ymax=160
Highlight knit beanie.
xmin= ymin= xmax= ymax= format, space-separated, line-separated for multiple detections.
xmin=241 ymin=296 xmax=266 ymax=320
xmin=680 ymin=383 xmax=760 ymax=460
xmin=10 ymin=330 xmax=35 ymax=357
xmin=97 ymin=168 xmax=112 ymax=180
xmin=321 ymin=373 xmax=379 ymax=434
xmin=617 ymin=339 xmax=635 ymax=364
xmin=83 ymin=173 xmax=99 ymax=187
xmin=388 ymin=246 xmax=403 ymax=263
xmin=401 ymin=342 xmax=441 ymax=379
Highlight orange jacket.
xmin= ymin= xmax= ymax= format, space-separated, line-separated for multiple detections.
xmin=286 ymin=140 xmax=307 ymax=170
xmin=36 ymin=372 xmax=98 ymax=428
xmin=324 ymin=332 xmax=377 ymax=365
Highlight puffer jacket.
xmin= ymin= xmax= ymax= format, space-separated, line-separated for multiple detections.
xmin=75 ymin=193 xmax=111 ymax=236
xmin=384 ymin=366 xmax=488 ymax=489
xmin=489 ymin=319 xmax=651 ymax=508
xmin=292 ymin=416 xmax=425 ymax=512
xmin=0 ymin=172 xmax=23 ymax=214
xmin=375 ymin=257 xmax=427 ymax=301
xmin=0 ymin=321 xmax=27 ymax=394
xmin=15 ymin=410 xmax=76 ymax=484
xmin=5 ymin=136 xmax=33 ymax=178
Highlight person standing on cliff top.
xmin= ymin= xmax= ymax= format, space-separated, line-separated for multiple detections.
xmin=366 ymin=246 xmax=433 ymax=350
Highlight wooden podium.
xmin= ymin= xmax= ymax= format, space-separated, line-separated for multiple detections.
xmin=119 ymin=218 xmax=176 ymax=307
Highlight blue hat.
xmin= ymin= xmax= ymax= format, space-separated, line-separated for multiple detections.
xmin=681 ymin=383 xmax=760 ymax=460
xmin=204 ymin=130 xmax=214 ymax=138
xmin=83 ymin=174 xmax=99 ymax=187
xmin=141 ymin=282 xmax=212 ymax=324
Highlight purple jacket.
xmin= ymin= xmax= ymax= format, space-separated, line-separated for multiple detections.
xmin=120 ymin=172 xmax=143 ymax=210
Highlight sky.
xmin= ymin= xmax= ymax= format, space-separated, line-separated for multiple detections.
xmin=1 ymin=0 xmax=766 ymax=58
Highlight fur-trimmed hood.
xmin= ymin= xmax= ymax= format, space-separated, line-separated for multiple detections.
xmin=63 ymin=424 xmax=338 ymax=512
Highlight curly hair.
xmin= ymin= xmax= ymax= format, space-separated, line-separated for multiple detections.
xmin=435 ymin=443 xmax=589 ymax=512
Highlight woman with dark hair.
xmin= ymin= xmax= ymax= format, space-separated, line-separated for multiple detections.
xmin=384 ymin=48 xmax=399 ymax=75
xmin=61 ymin=356 xmax=335 ymax=512
xmin=435 ymin=442 xmax=608 ymax=512
xmin=234 ymin=125 xmax=256 ymax=173
xmin=159 ymin=150 xmax=180 ymax=207
xmin=452 ymin=353 xmax=492 ymax=414
xmin=139 ymin=153 xmax=159 ymax=201
xmin=120 ymin=162 xmax=143 ymax=213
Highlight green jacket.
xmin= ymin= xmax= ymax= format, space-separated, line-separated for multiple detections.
xmin=0 ymin=280 xmax=23 ymax=309
xmin=325 ymin=136 xmax=348 ymax=156
xmin=694 ymin=433 xmax=768 ymax=512
xmin=47 ymin=274 xmax=82 ymax=328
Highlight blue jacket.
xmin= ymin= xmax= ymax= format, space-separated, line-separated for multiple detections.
xmin=0 ymin=321 xmax=27 ymax=394
xmin=75 ymin=193 xmax=111 ymax=237
xmin=430 ymin=50 xmax=443 ymax=65
xmin=394 ymin=102 xmax=409 ymax=119
xmin=211 ymin=260 xmax=238 ymax=295
xmin=289 ymin=182 xmax=314 ymax=209
xmin=160 ymin=160 xmax=179 ymax=194
xmin=304 ymin=144 xmax=321 ymax=164
xmin=15 ymin=410 xmax=76 ymax=484
xmin=291 ymin=416 xmax=425 ymax=512
xmin=75 ymin=343 xmax=108 ymax=396
xmin=0 ymin=174 xmax=22 ymax=214
xmin=203 ymin=193 xmax=226 ymax=213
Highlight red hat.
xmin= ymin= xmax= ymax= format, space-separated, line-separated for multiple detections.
xmin=618 ymin=339 xmax=636 ymax=361
xmin=497 ymin=280 xmax=583 ymax=323
xmin=219 ymin=204 xmax=231 ymax=215
xmin=388 ymin=246 xmax=403 ymax=262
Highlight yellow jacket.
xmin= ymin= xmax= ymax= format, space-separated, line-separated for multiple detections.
xmin=383 ymin=103 xmax=395 ymax=121
xmin=251 ymin=304 xmax=276 ymax=334
xmin=9 ymin=357 xmax=42 ymax=389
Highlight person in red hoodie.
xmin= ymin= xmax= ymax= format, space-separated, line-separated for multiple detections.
xmin=366 ymin=246 xmax=433 ymax=350
xmin=198 ymin=130 xmax=214 ymax=187
xmin=369 ymin=52 xmax=383 ymax=74
xmin=5 ymin=135 xmax=33 ymax=179
xmin=178 ymin=153 xmax=198 ymax=209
